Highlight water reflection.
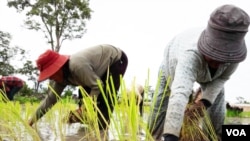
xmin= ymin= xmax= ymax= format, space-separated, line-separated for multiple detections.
xmin=36 ymin=120 xmax=87 ymax=141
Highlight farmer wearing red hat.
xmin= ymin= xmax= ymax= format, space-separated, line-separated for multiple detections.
xmin=147 ymin=5 xmax=250 ymax=141
xmin=28 ymin=44 xmax=128 ymax=139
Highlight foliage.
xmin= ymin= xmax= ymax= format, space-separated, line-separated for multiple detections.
xmin=17 ymin=83 xmax=33 ymax=96
xmin=7 ymin=0 xmax=92 ymax=52
xmin=63 ymin=89 xmax=73 ymax=98
xmin=0 ymin=31 xmax=26 ymax=75
xmin=236 ymin=96 xmax=250 ymax=104
xmin=14 ymin=95 xmax=41 ymax=104
xmin=0 ymin=30 xmax=39 ymax=90
xmin=16 ymin=60 xmax=39 ymax=91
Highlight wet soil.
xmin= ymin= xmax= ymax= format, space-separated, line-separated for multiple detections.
xmin=1 ymin=114 xmax=249 ymax=141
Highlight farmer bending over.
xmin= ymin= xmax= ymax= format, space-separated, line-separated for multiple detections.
xmin=0 ymin=75 xmax=24 ymax=101
xmin=147 ymin=4 xmax=250 ymax=141
xmin=28 ymin=44 xmax=128 ymax=139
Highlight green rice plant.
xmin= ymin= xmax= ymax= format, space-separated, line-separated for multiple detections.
xmin=108 ymin=78 xmax=145 ymax=140
xmin=0 ymin=89 xmax=9 ymax=102
xmin=0 ymin=70 xmax=222 ymax=141
xmin=77 ymin=87 xmax=101 ymax=140
xmin=0 ymin=99 xmax=41 ymax=140
xmin=145 ymin=70 xmax=171 ymax=141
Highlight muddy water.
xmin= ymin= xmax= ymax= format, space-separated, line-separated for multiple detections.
xmin=37 ymin=122 xmax=86 ymax=141
xmin=31 ymin=117 xmax=146 ymax=141
xmin=1 ymin=113 xmax=250 ymax=141
xmin=225 ymin=117 xmax=250 ymax=125
xmin=37 ymin=117 xmax=250 ymax=141
xmin=37 ymin=116 xmax=250 ymax=141
xmin=37 ymin=111 xmax=148 ymax=141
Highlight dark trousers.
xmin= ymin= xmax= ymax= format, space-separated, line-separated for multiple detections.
xmin=79 ymin=51 xmax=128 ymax=130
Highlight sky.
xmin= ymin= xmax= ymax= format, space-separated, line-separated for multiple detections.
xmin=0 ymin=0 xmax=250 ymax=103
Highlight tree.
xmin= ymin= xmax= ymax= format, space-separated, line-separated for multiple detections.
xmin=0 ymin=31 xmax=26 ymax=75
xmin=236 ymin=96 xmax=250 ymax=104
xmin=16 ymin=60 xmax=40 ymax=91
xmin=0 ymin=30 xmax=41 ymax=94
xmin=7 ymin=0 xmax=92 ymax=52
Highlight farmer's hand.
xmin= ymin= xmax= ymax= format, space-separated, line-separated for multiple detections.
xmin=185 ymin=99 xmax=211 ymax=120
xmin=185 ymin=101 xmax=205 ymax=120
xmin=28 ymin=119 xmax=34 ymax=127
xmin=163 ymin=134 xmax=178 ymax=141
xmin=28 ymin=121 xmax=33 ymax=126
xmin=67 ymin=108 xmax=84 ymax=124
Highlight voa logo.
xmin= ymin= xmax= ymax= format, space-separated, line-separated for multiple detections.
xmin=226 ymin=129 xmax=246 ymax=136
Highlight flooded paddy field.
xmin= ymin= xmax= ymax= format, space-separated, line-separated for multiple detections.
xmin=1 ymin=102 xmax=250 ymax=141
xmin=1 ymin=116 xmax=249 ymax=141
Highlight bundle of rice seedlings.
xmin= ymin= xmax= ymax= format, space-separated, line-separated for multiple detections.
xmin=180 ymin=89 xmax=218 ymax=141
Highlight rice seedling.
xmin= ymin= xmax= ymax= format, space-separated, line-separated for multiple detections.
xmin=180 ymin=105 xmax=217 ymax=141
xmin=108 ymin=78 xmax=146 ymax=141
xmin=0 ymin=72 xmax=222 ymax=141
xmin=179 ymin=89 xmax=219 ymax=141
xmin=0 ymin=98 xmax=41 ymax=140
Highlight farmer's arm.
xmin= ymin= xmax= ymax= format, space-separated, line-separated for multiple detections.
xmin=164 ymin=51 xmax=201 ymax=137
xmin=201 ymin=63 xmax=239 ymax=104
xmin=29 ymin=82 xmax=66 ymax=126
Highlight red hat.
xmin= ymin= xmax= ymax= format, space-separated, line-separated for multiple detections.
xmin=36 ymin=50 xmax=69 ymax=82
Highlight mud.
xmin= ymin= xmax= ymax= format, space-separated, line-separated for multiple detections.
xmin=0 ymin=114 xmax=249 ymax=141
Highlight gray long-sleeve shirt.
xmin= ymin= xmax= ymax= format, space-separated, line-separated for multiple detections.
xmin=162 ymin=28 xmax=239 ymax=136
xmin=31 ymin=44 xmax=123 ymax=122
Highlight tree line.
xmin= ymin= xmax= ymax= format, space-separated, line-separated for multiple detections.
xmin=1 ymin=0 xmax=92 ymax=97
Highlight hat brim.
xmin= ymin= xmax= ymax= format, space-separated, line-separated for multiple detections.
xmin=198 ymin=28 xmax=247 ymax=63
xmin=38 ymin=55 xmax=69 ymax=82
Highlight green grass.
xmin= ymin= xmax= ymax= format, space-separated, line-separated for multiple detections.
xmin=240 ymin=111 xmax=250 ymax=117
xmin=227 ymin=110 xmax=250 ymax=118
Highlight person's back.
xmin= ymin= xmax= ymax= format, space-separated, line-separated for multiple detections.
xmin=0 ymin=75 xmax=24 ymax=101
xmin=148 ymin=4 xmax=250 ymax=141
xmin=162 ymin=28 xmax=204 ymax=77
